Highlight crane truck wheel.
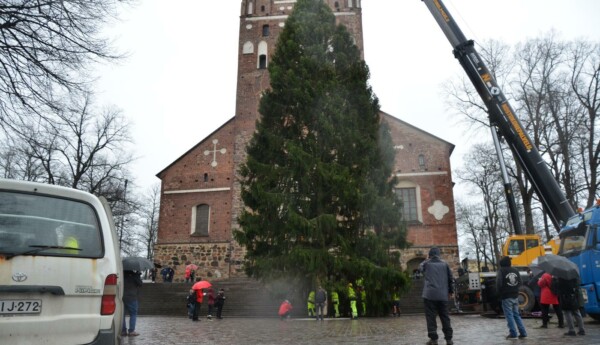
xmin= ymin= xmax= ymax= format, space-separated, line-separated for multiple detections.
xmin=589 ymin=313 xmax=600 ymax=321
xmin=518 ymin=286 xmax=535 ymax=312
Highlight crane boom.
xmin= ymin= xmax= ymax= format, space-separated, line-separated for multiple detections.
xmin=421 ymin=0 xmax=576 ymax=230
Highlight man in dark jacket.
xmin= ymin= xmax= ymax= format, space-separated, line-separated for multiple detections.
xmin=419 ymin=247 xmax=454 ymax=345
xmin=121 ymin=270 xmax=143 ymax=337
xmin=496 ymin=256 xmax=527 ymax=340
xmin=557 ymin=277 xmax=585 ymax=336
xmin=314 ymin=286 xmax=327 ymax=321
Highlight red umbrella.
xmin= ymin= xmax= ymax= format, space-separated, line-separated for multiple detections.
xmin=192 ymin=280 xmax=212 ymax=290
xmin=186 ymin=264 xmax=199 ymax=271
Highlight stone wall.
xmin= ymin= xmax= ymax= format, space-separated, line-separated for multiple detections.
xmin=153 ymin=242 xmax=247 ymax=282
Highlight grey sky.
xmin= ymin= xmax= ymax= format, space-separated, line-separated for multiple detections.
xmin=96 ymin=0 xmax=600 ymax=192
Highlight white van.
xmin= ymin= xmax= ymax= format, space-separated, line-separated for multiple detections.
xmin=0 ymin=179 xmax=123 ymax=345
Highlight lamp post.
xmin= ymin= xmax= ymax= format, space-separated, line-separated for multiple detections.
xmin=480 ymin=231 xmax=488 ymax=271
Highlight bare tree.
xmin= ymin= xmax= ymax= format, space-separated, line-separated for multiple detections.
xmin=138 ymin=184 xmax=160 ymax=260
xmin=569 ymin=40 xmax=600 ymax=208
xmin=456 ymin=143 xmax=513 ymax=266
xmin=455 ymin=200 xmax=487 ymax=271
xmin=0 ymin=0 xmax=133 ymax=132
xmin=0 ymin=91 xmax=135 ymax=205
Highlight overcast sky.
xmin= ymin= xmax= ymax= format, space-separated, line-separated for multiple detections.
xmin=96 ymin=0 xmax=600 ymax=194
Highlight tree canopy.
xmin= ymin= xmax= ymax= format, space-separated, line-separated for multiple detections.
xmin=234 ymin=0 xmax=408 ymax=315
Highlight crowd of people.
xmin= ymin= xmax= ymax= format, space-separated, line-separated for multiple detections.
xmin=133 ymin=250 xmax=587 ymax=345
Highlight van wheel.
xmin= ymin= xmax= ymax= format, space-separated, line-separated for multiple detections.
xmin=518 ymin=286 xmax=535 ymax=312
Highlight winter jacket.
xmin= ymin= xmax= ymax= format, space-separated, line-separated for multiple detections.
xmin=122 ymin=270 xmax=143 ymax=302
xmin=420 ymin=255 xmax=454 ymax=301
xmin=496 ymin=256 xmax=521 ymax=300
xmin=315 ymin=288 xmax=327 ymax=304
xmin=195 ymin=289 xmax=204 ymax=303
xmin=278 ymin=300 xmax=293 ymax=316
xmin=206 ymin=288 xmax=215 ymax=306
xmin=348 ymin=285 xmax=356 ymax=300
xmin=537 ymin=273 xmax=559 ymax=305
xmin=557 ymin=277 xmax=581 ymax=311
xmin=215 ymin=290 xmax=226 ymax=306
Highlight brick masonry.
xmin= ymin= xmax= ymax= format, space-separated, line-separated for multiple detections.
xmin=155 ymin=1 xmax=459 ymax=282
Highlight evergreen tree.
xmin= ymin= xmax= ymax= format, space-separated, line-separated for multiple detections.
xmin=234 ymin=0 xmax=408 ymax=315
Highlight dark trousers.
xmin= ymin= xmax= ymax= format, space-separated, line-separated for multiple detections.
xmin=424 ymin=298 xmax=453 ymax=341
xmin=541 ymin=303 xmax=564 ymax=326
xmin=192 ymin=301 xmax=202 ymax=321
xmin=216 ymin=302 xmax=224 ymax=318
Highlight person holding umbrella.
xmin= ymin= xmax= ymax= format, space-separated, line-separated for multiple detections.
xmin=120 ymin=257 xmax=153 ymax=337
xmin=185 ymin=262 xmax=198 ymax=283
xmin=121 ymin=270 xmax=143 ymax=336
xmin=537 ymin=272 xmax=564 ymax=328
xmin=537 ymin=254 xmax=585 ymax=336
xmin=557 ymin=276 xmax=585 ymax=336
xmin=191 ymin=278 xmax=212 ymax=322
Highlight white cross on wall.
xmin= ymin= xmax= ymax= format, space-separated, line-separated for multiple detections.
xmin=204 ymin=139 xmax=226 ymax=167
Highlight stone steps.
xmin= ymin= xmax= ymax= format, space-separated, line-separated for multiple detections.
xmin=138 ymin=277 xmax=433 ymax=317
xmin=138 ymin=278 xmax=284 ymax=318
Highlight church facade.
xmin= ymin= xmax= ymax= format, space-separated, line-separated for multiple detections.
xmin=154 ymin=0 xmax=459 ymax=281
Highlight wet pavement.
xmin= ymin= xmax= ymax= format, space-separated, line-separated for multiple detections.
xmin=122 ymin=314 xmax=600 ymax=345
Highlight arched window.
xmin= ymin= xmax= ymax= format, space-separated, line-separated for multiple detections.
xmin=191 ymin=204 xmax=210 ymax=236
xmin=418 ymin=154 xmax=426 ymax=170
xmin=203 ymin=173 xmax=208 ymax=182
xmin=262 ymin=24 xmax=270 ymax=37
xmin=258 ymin=41 xmax=268 ymax=69
xmin=247 ymin=1 xmax=253 ymax=15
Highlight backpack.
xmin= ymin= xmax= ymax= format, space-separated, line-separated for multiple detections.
xmin=550 ymin=276 xmax=560 ymax=296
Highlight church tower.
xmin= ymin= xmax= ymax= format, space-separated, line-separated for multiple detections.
xmin=231 ymin=0 xmax=364 ymax=230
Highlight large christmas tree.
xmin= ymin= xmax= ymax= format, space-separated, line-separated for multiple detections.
xmin=234 ymin=0 xmax=408 ymax=315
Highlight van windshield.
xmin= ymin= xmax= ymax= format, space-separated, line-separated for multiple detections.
xmin=0 ymin=191 xmax=103 ymax=258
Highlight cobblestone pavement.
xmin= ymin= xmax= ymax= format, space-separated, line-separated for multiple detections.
xmin=122 ymin=314 xmax=600 ymax=345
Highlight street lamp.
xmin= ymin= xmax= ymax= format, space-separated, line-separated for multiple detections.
xmin=480 ymin=231 xmax=488 ymax=271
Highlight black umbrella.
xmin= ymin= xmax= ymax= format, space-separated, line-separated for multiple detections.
xmin=537 ymin=254 xmax=579 ymax=280
xmin=122 ymin=257 xmax=154 ymax=271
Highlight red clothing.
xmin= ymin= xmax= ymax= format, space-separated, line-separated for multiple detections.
xmin=185 ymin=267 xmax=191 ymax=278
xmin=278 ymin=300 xmax=293 ymax=316
xmin=207 ymin=288 xmax=215 ymax=305
xmin=195 ymin=289 xmax=204 ymax=303
xmin=537 ymin=273 xmax=559 ymax=305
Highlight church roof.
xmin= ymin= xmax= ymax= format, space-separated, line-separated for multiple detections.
xmin=155 ymin=116 xmax=235 ymax=178
xmin=379 ymin=110 xmax=455 ymax=155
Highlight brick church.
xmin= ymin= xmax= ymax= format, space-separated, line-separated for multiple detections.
xmin=154 ymin=0 xmax=459 ymax=282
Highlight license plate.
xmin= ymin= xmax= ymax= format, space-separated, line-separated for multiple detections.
xmin=581 ymin=288 xmax=589 ymax=303
xmin=0 ymin=300 xmax=42 ymax=315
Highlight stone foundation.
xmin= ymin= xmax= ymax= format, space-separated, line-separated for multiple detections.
xmin=153 ymin=242 xmax=247 ymax=282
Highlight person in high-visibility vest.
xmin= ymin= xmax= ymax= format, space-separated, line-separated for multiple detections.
xmin=307 ymin=290 xmax=315 ymax=317
xmin=331 ymin=291 xmax=340 ymax=318
xmin=360 ymin=288 xmax=367 ymax=316
xmin=348 ymin=283 xmax=357 ymax=319
xmin=392 ymin=291 xmax=401 ymax=317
